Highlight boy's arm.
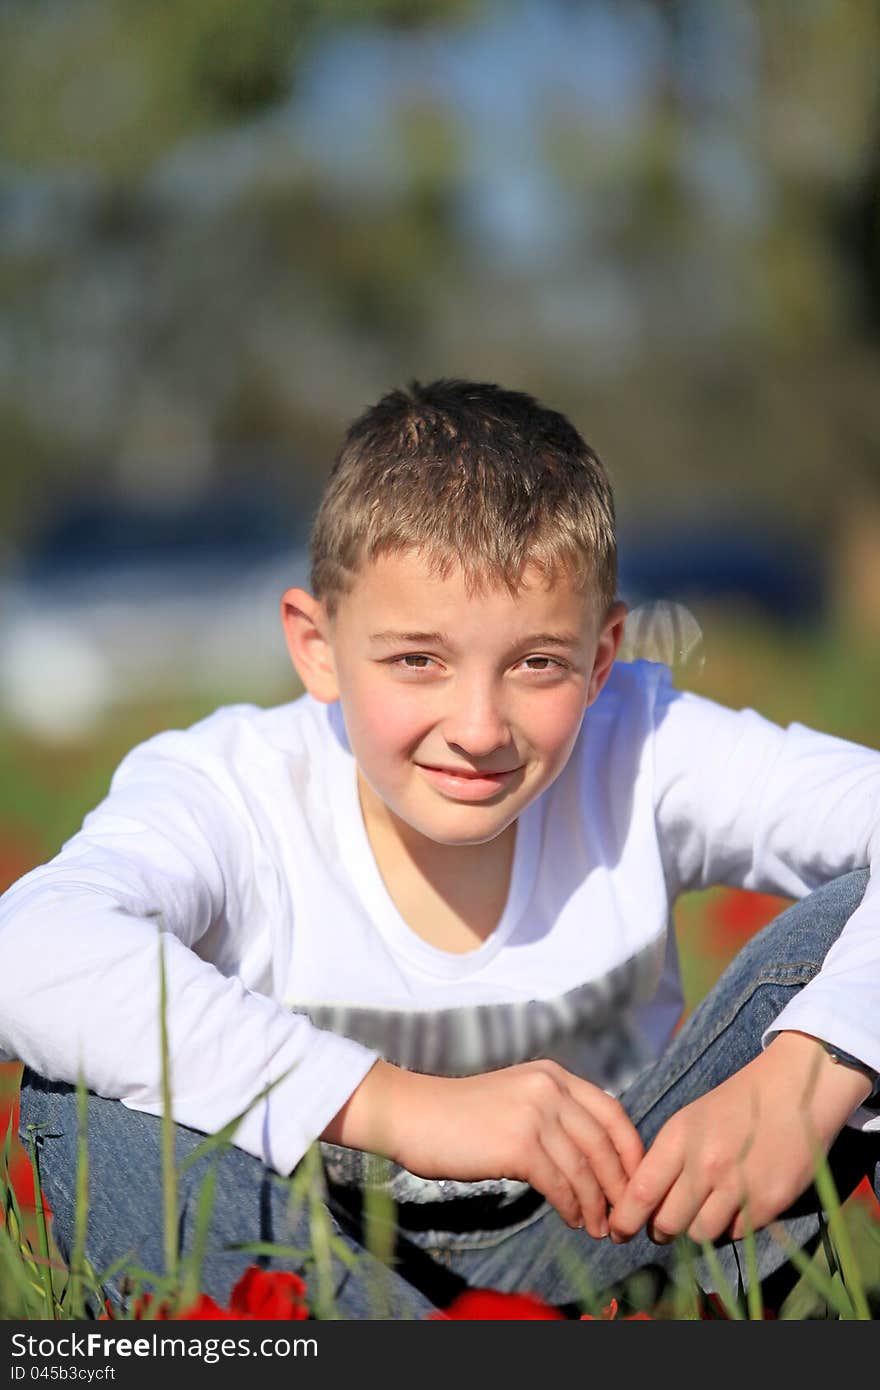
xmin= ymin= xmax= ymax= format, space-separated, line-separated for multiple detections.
xmin=650 ymin=667 xmax=880 ymax=1116
xmin=608 ymin=668 xmax=880 ymax=1243
xmin=321 ymin=1055 xmax=645 ymax=1238
xmin=609 ymin=1029 xmax=872 ymax=1244
xmin=0 ymin=746 xmax=379 ymax=1177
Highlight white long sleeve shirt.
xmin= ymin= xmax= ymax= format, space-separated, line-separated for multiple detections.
xmin=2 ymin=658 xmax=879 ymax=1204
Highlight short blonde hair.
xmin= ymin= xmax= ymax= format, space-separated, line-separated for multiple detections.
xmin=309 ymin=379 xmax=617 ymax=623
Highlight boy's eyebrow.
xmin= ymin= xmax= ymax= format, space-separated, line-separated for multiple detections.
xmin=369 ymin=630 xmax=451 ymax=645
xmin=368 ymin=629 xmax=582 ymax=649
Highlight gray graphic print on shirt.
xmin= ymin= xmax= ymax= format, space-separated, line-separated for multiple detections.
xmin=286 ymin=930 xmax=665 ymax=1212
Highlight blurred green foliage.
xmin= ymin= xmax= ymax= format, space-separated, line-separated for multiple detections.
xmin=0 ymin=0 xmax=475 ymax=173
xmin=0 ymin=0 xmax=877 ymax=598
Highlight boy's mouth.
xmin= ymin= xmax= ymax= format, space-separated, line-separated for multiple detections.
xmin=416 ymin=763 xmax=522 ymax=799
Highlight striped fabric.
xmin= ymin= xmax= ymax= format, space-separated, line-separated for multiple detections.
xmin=289 ymin=932 xmax=663 ymax=1213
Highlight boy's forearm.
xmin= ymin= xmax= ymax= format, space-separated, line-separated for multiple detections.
xmin=766 ymin=1030 xmax=874 ymax=1129
xmin=319 ymin=1058 xmax=430 ymax=1162
xmin=321 ymin=1057 xmax=648 ymax=1233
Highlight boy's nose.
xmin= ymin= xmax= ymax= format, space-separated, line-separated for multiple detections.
xmin=441 ymin=685 xmax=512 ymax=760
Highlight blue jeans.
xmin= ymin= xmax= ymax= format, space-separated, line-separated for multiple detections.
xmin=19 ymin=870 xmax=880 ymax=1318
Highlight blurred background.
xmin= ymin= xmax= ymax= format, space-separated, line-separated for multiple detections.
xmin=1 ymin=0 xmax=880 ymax=749
xmin=2 ymin=0 xmax=880 ymax=1279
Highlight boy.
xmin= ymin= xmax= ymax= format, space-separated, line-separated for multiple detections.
xmin=3 ymin=379 xmax=879 ymax=1318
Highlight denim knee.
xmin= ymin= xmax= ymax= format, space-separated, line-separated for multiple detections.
xmin=621 ymin=870 xmax=872 ymax=1135
xmin=719 ymin=867 xmax=869 ymax=979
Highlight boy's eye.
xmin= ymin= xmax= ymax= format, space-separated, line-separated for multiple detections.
xmin=396 ymin=654 xmax=433 ymax=670
xmin=386 ymin=650 xmax=567 ymax=672
xmin=522 ymin=653 xmax=561 ymax=669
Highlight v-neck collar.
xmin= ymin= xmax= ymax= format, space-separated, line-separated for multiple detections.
xmin=324 ymin=698 xmax=544 ymax=979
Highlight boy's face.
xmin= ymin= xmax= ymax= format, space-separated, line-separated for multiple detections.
xmin=282 ymin=549 xmax=626 ymax=851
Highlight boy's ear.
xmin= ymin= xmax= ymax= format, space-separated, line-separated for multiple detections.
xmin=586 ymin=599 xmax=628 ymax=706
xmin=280 ymin=587 xmax=340 ymax=703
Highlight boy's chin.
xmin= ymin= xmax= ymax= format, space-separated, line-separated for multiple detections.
xmin=400 ymin=804 xmax=519 ymax=849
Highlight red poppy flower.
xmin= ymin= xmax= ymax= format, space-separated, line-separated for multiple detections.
xmin=698 ymin=1292 xmax=776 ymax=1320
xmin=126 ymin=1267 xmax=311 ymax=1321
xmin=7 ymin=1152 xmax=40 ymax=1210
xmin=710 ymin=889 xmax=791 ymax=953
xmin=229 ymin=1267 xmax=309 ymax=1320
xmin=0 ymin=825 xmax=43 ymax=895
xmin=850 ymin=1176 xmax=880 ymax=1219
xmin=174 ymin=1294 xmax=240 ymax=1321
xmin=431 ymin=1289 xmax=566 ymax=1320
xmin=580 ymin=1298 xmax=651 ymax=1320
xmin=1 ymin=1089 xmax=52 ymax=1219
xmin=131 ymin=1292 xmax=237 ymax=1321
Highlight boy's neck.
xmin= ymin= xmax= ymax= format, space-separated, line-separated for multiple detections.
xmin=356 ymin=769 xmax=517 ymax=954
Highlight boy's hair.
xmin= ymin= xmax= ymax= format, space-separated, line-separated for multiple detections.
xmin=309 ymin=378 xmax=617 ymax=623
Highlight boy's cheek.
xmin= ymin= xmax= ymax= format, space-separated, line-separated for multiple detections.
xmin=538 ymin=714 xmax=586 ymax=777
xmin=357 ymin=704 xmax=434 ymax=760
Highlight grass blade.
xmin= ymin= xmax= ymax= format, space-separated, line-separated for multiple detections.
xmin=554 ymin=1239 xmax=602 ymax=1317
xmin=23 ymin=1127 xmax=57 ymax=1318
xmin=284 ymin=1144 xmax=338 ymax=1319
xmin=224 ymin=1240 xmax=311 ymax=1260
xmin=738 ymin=1204 xmax=764 ymax=1320
xmin=806 ymin=1137 xmax=871 ymax=1319
xmin=768 ymin=1222 xmax=856 ymax=1318
xmin=670 ymin=1237 xmax=704 ymax=1319
xmin=64 ymin=1072 xmax=90 ymax=1319
xmin=361 ymin=1156 xmax=396 ymax=1320
xmin=305 ymin=1145 xmax=338 ymax=1320
xmin=2 ymin=1109 xmax=12 ymax=1181
xmin=157 ymin=928 xmax=178 ymax=1296
xmin=178 ymin=1160 xmax=218 ymax=1310
xmin=0 ymin=1222 xmax=47 ymax=1316
xmin=697 ymin=1239 xmax=744 ymax=1318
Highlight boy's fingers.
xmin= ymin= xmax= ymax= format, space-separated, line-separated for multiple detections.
xmin=542 ymin=1124 xmax=609 ymax=1237
xmin=527 ymin=1142 xmax=587 ymax=1232
xmin=566 ymin=1079 xmax=645 ymax=1178
xmin=685 ymin=1190 xmax=742 ymax=1245
xmin=560 ymin=1105 xmax=628 ymax=1208
xmin=643 ymin=1173 xmax=714 ymax=1245
xmin=608 ymin=1115 xmax=645 ymax=1181
xmin=608 ymin=1145 xmax=684 ymax=1242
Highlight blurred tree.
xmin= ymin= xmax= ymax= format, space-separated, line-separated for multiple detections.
xmin=0 ymin=0 xmax=474 ymax=175
xmin=0 ymin=0 xmax=878 ymax=587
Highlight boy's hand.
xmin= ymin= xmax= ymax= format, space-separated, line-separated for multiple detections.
xmin=607 ymin=1031 xmax=874 ymax=1246
xmin=324 ymin=1058 xmax=644 ymax=1238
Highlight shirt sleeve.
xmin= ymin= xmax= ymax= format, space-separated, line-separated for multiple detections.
xmin=0 ymin=739 xmax=380 ymax=1175
xmin=650 ymin=664 xmax=880 ymax=1129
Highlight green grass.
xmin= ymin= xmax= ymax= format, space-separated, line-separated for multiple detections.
xmin=3 ymin=1091 xmax=878 ymax=1320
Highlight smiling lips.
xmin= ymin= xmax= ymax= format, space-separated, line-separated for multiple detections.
xmin=422 ymin=764 xmax=518 ymax=778
xmin=417 ymin=763 xmax=522 ymax=800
